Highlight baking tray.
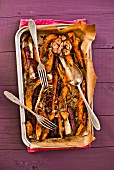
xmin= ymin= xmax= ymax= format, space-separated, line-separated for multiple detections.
xmin=15 ymin=24 xmax=93 ymax=149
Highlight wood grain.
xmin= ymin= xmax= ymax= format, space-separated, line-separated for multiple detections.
xmin=0 ymin=116 xmax=114 ymax=149
xmin=0 ymin=148 xmax=114 ymax=170
xmin=0 ymin=0 xmax=114 ymax=17
xmin=0 ymin=52 xmax=17 ymax=86
xmin=93 ymin=49 xmax=114 ymax=82
xmin=0 ymin=86 xmax=19 ymax=119
xmin=94 ymin=83 xmax=114 ymax=115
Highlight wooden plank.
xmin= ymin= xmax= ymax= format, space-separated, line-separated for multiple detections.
xmin=0 ymin=49 xmax=114 ymax=86
xmin=0 ymin=0 xmax=114 ymax=17
xmin=0 ymin=116 xmax=114 ymax=149
xmin=0 ymin=148 xmax=114 ymax=170
xmin=94 ymin=83 xmax=114 ymax=115
xmin=92 ymin=116 xmax=114 ymax=147
xmin=0 ymin=119 xmax=25 ymax=150
xmin=0 ymin=86 xmax=19 ymax=119
xmin=93 ymin=49 xmax=114 ymax=83
xmin=0 ymin=14 xmax=114 ymax=52
xmin=0 ymin=52 xmax=17 ymax=86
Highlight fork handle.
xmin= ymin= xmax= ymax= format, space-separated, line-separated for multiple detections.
xmin=4 ymin=91 xmax=37 ymax=117
xmin=77 ymin=84 xmax=101 ymax=130
xmin=28 ymin=19 xmax=41 ymax=64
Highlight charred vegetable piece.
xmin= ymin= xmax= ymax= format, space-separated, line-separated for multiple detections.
xmin=28 ymin=36 xmax=33 ymax=58
xmin=51 ymin=118 xmax=58 ymax=137
xmin=66 ymin=85 xmax=79 ymax=110
xmin=41 ymin=128 xmax=50 ymax=141
xmin=29 ymin=58 xmax=38 ymax=80
xmin=25 ymin=78 xmax=41 ymax=110
xmin=65 ymin=54 xmax=74 ymax=66
xmin=36 ymin=122 xmax=42 ymax=140
xmin=22 ymin=46 xmax=38 ymax=80
xmin=26 ymin=120 xmax=33 ymax=138
xmin=76 ymin=80 xmax=87 ymax=135
xmin=60 ymin=111 xmax=68 ymax=120
xmin=33 ymin=47 xmax=39 ymax=63
xmin=40 ymin=110 xmax=50 ymax=140
xmin=78 ymin=80 xmax=86 ymax=122
xmin=68 ymin=107 xmax=76 ymax=133
xmin=24 ymin=47 xmax=31 ymax=68
xmin=45 ymin=48 xmax=54 ymax=73
xmin=29 ymin=65 xmax=36 ymax=79
xmin=76 ymin=112 xmax=87 ymax=136
xmin=75 ymin=123 xmax=84 ymax=136
xmin=59 ymin=86 xmax=68 ymax=110
xmin=21 ymin=48 xmax=28 ymax=71
xmin=57 ymin=64 xmax=67 ymax=84
xmin=67 ymin=32 xmax=84 ymax=68
xmin=58 ymin=113 xmax=64 ymax=138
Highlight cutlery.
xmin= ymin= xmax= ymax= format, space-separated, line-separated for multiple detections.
xmin=4 ymin=91 xmax=57 ymax=130
xmin=28 ymin=19 xmax=48 ymax=87
xmin=59 ymin=57 xmax=101 ymax=130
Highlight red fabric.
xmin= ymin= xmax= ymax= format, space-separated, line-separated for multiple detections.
xmin=19 ymin=18 xmax=86 ymax=28
xmin=19 ymin=18 xmax=90 ymax=152
xmin=27 ymin=145 xmax=90 ymax=153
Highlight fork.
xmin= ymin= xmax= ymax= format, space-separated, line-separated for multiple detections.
xmin=28 ymin=19 xmax=48 ymax=87
xmin=4 ymin=91 xmax=57 ymax=130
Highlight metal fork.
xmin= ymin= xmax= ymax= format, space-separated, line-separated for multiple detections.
xmin=4 ymin=91 xmax=57 ymax=130
xmin=28 ymin=19 xmax=48 ymax=87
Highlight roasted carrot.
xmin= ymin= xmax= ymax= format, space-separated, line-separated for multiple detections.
xmin=58 ymin=113 xmax=64 ymax=138
xmin=76 ymin=80 xmax=87 ymax=135
xmin=26 ymin=120 xmax=33 ymax=138
xmin=68 ymin=32 xmax=84 ymax=68
xmin=57 ymin=64 xmax=67 ymax=84
xmin=25 ymin=78 xmax=41 ymax=110
xmin=65 ymin=54 xmax=74 ymax=66
xmin=36 ymin=121 xmax=42 ymax=140
xmin=45 ymin=48 xmax=54 ymax=73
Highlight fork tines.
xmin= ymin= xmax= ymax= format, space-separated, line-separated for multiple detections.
xmin=38 ymin=69 xmax=48 ymax=88
xmin=41 ymin=118 xmax=58 ymax=130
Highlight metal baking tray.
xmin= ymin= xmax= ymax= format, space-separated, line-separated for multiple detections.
xmin=15 ymin=24 xmax=93 ymax=149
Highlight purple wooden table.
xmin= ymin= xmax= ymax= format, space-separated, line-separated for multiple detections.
xmin=0 ymin=0 xmax=114 ymax=169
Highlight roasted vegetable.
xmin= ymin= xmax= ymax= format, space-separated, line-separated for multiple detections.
xmin=26 ymin=121 xmax=34 ymax=138
xmin=68 ymin=107 xmax=76 ymax=133
xmin=76 ymin=80 xmax=87 ymax=135
xmin=58 ymin=113 xmax=64 ymax=138
xmin=68 ymin=32 xmax=84 ymax=68
xmin=65 ymin=54 xmax=74 ymax=66
xmin=21 ymin=30 xmax=89 ymax=142
xmin=57 ymin=63 xmax=67 ymax=84
xmin=36 ymin=122 xmax=42 ymax=140
xmin=25 ymin=78 xmax=41 ymax=110
xmin=45 ymin=48 xmax=54 ymax=73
